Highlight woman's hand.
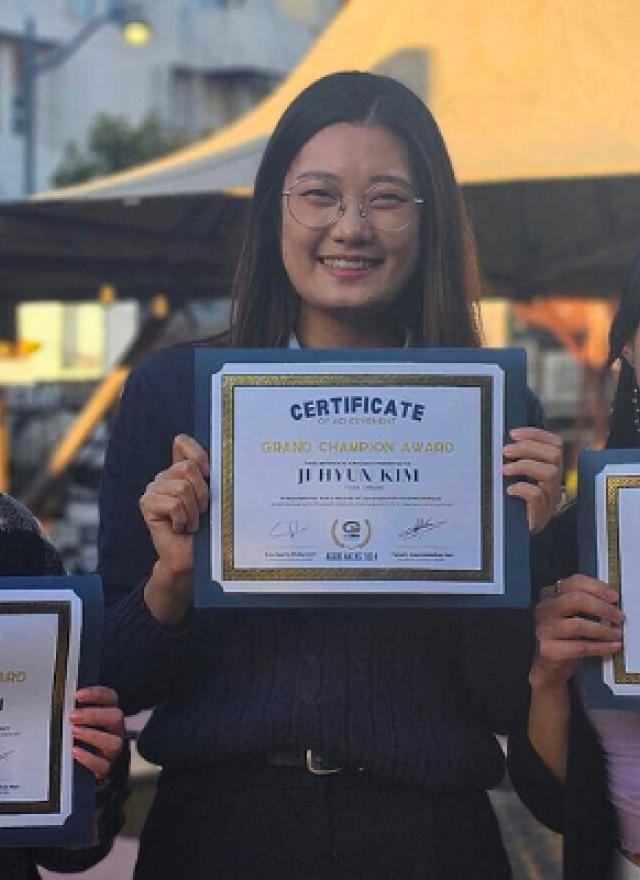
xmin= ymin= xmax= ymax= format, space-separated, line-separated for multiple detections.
xmin=69 ymin=686 xmax=125 ymax=781
xmin=503 ymin=427 xmax=563 ymax=533
xmin=527 ymin=575 xmax=623 ymax=781
xmin=531 ymin=574 xmax=624 ymax=688
xmin=140 ymin=434 xmax=210 ymax=575
xmin=139 ymin=434 xmax=210 ymax=624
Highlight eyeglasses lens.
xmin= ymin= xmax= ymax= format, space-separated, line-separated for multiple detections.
xmin=286 ymin=181 xmax=420 ymax=232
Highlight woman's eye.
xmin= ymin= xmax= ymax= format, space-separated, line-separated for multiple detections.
xmin=301 ymin=188 xmax=339 ymax=203
xmin=369 ymin=191 xmax=408 ymax=208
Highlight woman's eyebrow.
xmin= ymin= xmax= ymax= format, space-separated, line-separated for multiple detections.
xmin=294 ymin=170 xmax=341 ymax=181
xmin=293 ymin=171 xmax=412 ymax=186
xmin=369 ymin=173 xmax=412 ymax=185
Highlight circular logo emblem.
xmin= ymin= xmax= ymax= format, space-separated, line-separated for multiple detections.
xmin=331 ymin=519 xmax=372 ymax=549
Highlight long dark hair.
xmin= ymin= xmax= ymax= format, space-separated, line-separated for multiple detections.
xmin=607 ymin=251 xmax=640 ymax=448
xmin=0 ymin=494 xmax=64 ymax=576
xmin=230 ymin=71 xmax=481 ymax=348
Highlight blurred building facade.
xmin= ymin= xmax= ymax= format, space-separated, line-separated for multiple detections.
xmin=0 ymin=0 xmax=343 ymax=198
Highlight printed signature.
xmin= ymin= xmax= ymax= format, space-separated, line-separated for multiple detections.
xmin=269 ymin=520 xmax=309 ymax=540
xmin=398 ymin=517 xmax=447 ymax=539
xmin=0 ymin=750 xmax=14 ymax=763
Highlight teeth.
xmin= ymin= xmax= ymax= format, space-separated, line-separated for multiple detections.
xmin=321 ymin=258 xmax=377 ymax=270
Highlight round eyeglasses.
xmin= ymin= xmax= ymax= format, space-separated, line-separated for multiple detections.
xmin=282 ymin=179 xmax=424 ymax=233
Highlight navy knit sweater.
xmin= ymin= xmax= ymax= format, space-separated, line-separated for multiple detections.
xmin=100 ymin=345 xmax=544 ymax=791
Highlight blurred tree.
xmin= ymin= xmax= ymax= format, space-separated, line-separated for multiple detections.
xmin=52 ymin=113 xmax=189 ymax=187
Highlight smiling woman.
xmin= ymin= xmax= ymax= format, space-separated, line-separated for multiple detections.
xmin=98 ymin=71 xmax=564 ymax=880
xmin=229 ymin=72 xmax=483 ymax=352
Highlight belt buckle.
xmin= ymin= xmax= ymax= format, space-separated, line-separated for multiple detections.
xmin=305 ymin=749 xmax=343 ymax=775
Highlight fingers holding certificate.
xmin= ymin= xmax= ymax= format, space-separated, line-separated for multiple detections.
xmin=503 ymin=426 xmax=563 ymax=534
xmin=70 ymin=686 xmax=125 ymax=781
xmin=195 ymin=348 xmax=534 ymax=608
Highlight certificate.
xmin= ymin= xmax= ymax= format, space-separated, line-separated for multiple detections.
xmin=195 ymin=348 xmax=531 ymax=608
xmin=212 ymin=362 xmax=503 ymax=594
xmin=579 ymin=450 xmax=640 ymax=707
xmin=0 ymin=575 xmax=102 ymax=847
xmin=0 ymin=591 xmax=80 ymax=827
xmin=596 ymin=464 xmax=640 ymax=697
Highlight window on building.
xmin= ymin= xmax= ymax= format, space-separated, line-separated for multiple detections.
xmin=66 ymin=0 xmax=98 ymax=21
xmin=192 ymin=0 xmax=246 ymax=8
xmin=277 ymin=0 xmax=317 ymax=22
xmin=171 ymin=66 xmax=280 ymax=137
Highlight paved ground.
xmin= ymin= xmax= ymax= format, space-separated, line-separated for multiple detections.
xmin=490 ymin=776 xmax=562 ymax=880
xmin=41 ymin=836 xmax=138 ymax=879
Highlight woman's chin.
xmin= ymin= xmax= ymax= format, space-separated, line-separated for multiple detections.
xmin=313 ymin=294 xmax=394 ymax=319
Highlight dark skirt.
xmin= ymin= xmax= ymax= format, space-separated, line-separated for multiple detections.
xmin=134 ymin=758 xmax=511 ymax=880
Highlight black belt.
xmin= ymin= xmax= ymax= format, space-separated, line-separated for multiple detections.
xmin=266 ymin=748 xmax=362 ymax=776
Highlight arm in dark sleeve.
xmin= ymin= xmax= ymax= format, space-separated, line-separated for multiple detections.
xmin=506 ymin=684 xmax=565 ymax=832
xmin=35 ymin=741 xmax=131 ymax=872
xmin=98 ymin=356 xmax=178 ymax=605
xmin=508 ymin=683 xmax=615 ymax=867
xmin=508 ymin=500 xmax=615 ymax=866
xmin=504 ymin=479 xmax=578 ymax=828
xmin=456 ymin=515 xmax=568 ymax=734
xmin=455 ymin=388 xmax=556 ymax=732
xmin=99 ymin=349 xmax=197 ymax=714
xmin=458 ymin=607 xmax=535 ymax=733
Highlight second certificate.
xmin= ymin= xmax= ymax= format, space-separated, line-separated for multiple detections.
xmin=211 ymin=362 xmax=504 ymax=594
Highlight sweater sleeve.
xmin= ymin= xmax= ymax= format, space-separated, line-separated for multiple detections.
xmin=454 ymin=388 xmax=556 ymax=733
xmin=508 ymin=683 xmax=616 ymax=880
xmin=34 ymin=741 xmax=130 ymax=872
xmin=506 ymin=685 xmax=566 ymax=832
xmin=507 ymin=505 xmax=615 ymax=874
xmin=505 ymin=505 xmax=580 ymax=828
xmin=99 ymin=349 xmax=197 ymax=715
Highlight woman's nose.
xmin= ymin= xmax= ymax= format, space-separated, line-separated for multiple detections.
xmin=329 ymin=197 xmax=374 ymax=242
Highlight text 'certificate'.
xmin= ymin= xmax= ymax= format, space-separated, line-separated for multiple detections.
xmin=211 ymin=363 xmax=504 ymax=594
xmin=0 ymin=591 xmax=81 ymax=827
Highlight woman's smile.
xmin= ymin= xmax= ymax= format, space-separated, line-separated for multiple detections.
xmin=316 ymin=253 xmax=385 ymax=279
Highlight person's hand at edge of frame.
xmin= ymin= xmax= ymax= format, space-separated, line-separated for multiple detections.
xmin=70 ymin=685 xmax=125 ymax=781
xmin=531 ymin=574 xmax=624 ymax=689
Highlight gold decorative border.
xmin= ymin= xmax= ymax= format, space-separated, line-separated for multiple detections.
xmin=0 ymin=601 xmax=70 ymax=815
xmin=606 ymin=476 xmax=640 ymax=684
xmin=220 ymin=372 xmax=495 ymax=586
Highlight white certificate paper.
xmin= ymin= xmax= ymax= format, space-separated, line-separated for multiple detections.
xmin=211 ymin=362 xmax=504 ymax=594
xmin=0 ymin=590 xmax=81 ymax=827
xmin=597 ymin=465 xmax=640 ymax=696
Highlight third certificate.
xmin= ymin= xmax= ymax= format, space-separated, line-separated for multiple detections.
xmin=596 ymin=462 xmax=640 ymax=698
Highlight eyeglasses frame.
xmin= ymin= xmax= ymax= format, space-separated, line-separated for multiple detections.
xmin=281 ymin=180 xmax=424 ymax=233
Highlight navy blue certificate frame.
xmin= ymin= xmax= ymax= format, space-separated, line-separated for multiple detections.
xmin=0 ymin=574 xmax=103 ymax=847
xmin=195 ymin=347 xmax=531 ymax=609
xmin=578 ymin=449 xmax=640 ymax=709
